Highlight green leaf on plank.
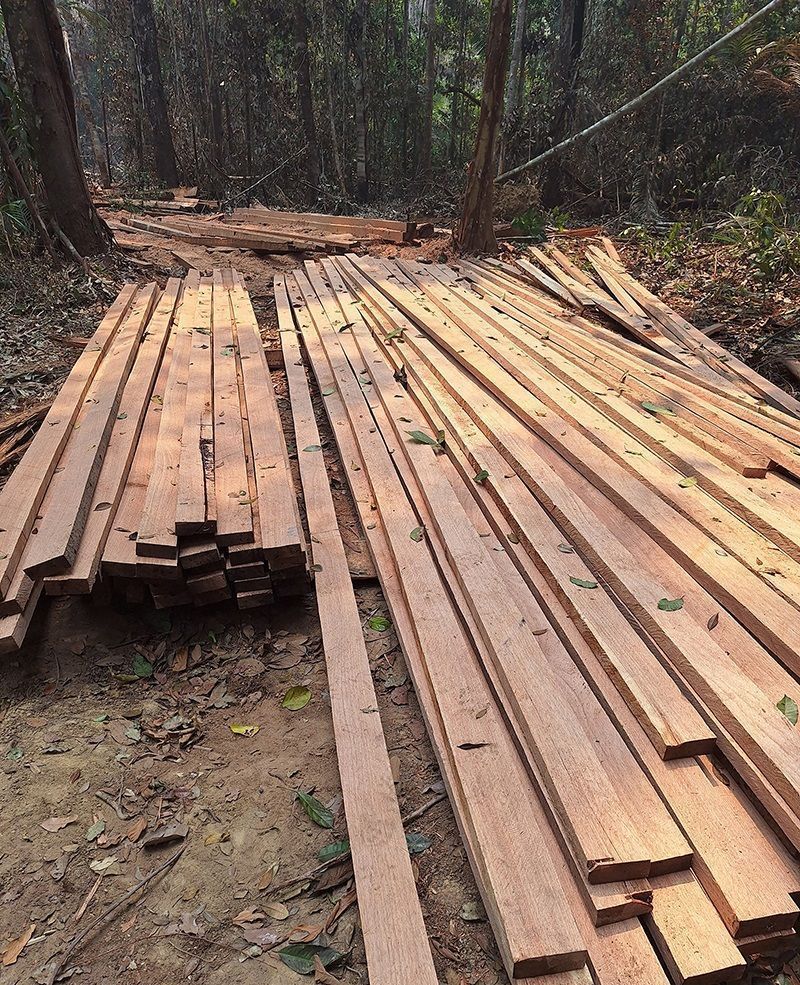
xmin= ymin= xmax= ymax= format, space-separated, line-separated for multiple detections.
xmin=410 ymin=526 xmax=424 ymax=542
xmin=658 ymin=597 xmax=684 ymax=612
xmin=569 ymin=576 xmax=598 ymax=590
xmin=303 ymin=444 xmax=322 ymax=453
xmin=777 ymin=695 xmax=798 ymax=726
xmin=641 ymin=401 xmax=675 ymax=416
xmin=473 ymin=469 xmax=489 ymax=484
xmin=678 ymin=476 xmax=698 ymax=488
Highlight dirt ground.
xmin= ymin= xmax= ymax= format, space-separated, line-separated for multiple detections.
xmin=1 ymin=220 xmax=797 ymax=985
xmin=0 ymin=229 xmax=506 ymax=985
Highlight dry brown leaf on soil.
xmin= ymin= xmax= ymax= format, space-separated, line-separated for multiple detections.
xmin=233 ymin=908 xmax=266 ymax=925
xmin=263 ymin=901 xmax=290 ymax=920
xmin=171 ymin=645 xmax=189 ymax=673
xmin=314 ymin=955 xmax=343 ymax=984
xmin=126 ymin=816 xmax=148 ymax=842
xmin=40 ymin=814 xmax=78 ymax=832
xmin=258 ymin=862 xmax=279 ymax=890
xmin=2 ymin=924 xmax=34 ymax=966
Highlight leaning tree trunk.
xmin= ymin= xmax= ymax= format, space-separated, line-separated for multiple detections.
xmin=455 ymin=0 xmax=512 ymax=253
xmin=0 ymin=0 xmax=110 ymax=255
xmin=130 ymin=0 xmax=179 ymax=185
xmin=294 ymin=0 xmax=321 ymax=202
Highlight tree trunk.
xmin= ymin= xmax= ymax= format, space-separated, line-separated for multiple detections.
xmin=350 ymin=0 xmax=370 ymax=202
xmin=130 ymin=0 xmax=179 ymax=185
xmin=66 ymin=15 xmax=111 ymax=187
xmin=321 ymin=0 xmax=347 ymax=196
xmin=293 ymin=0 xmax=321 ymax=202
xmin=420 ymin=0 xmax=436 ymax=177
xmin=541 ymin=0 xmax=586 ymax=205
xmin=455 ymin=0 xmax=512 ymax=253
xmin=0 ymin=0 xmax=110 ymax=255
xmin=497 ymin=0 xmax=526 ymax=174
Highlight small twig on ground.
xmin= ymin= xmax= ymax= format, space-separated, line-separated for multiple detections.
xmin=401 ymin=791 xmax=447 ymax=827
xmin=44 ymin=844 xmax=186 ymax=985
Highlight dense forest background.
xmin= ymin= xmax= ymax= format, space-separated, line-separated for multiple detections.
xmin=1 ymin=0 xmax=800 ymax=244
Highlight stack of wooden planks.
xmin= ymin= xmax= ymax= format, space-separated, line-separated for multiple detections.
xmin=278 ymin=252 xmax=800 ymax=985
xmin=0 ymin=270 xmax=306 ymax=654
xmin=227 ymin=205 xmax=431 ymax=244
xmin=114 ymin=207 xmax=432 ymax=254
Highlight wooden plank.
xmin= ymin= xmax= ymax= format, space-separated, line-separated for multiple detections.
xmin=230 ymin=274 xmax=304 ymax=558
xmin=176 ymin=274 xmax=214 ymax=534
xmin=102 ymin=320 xmax=177 ymax=577
xmin=283 ymin=272 xmax=588 ymax=976
xmin=337 ymin=257 xmax=800 ymax=936
xmin=331 ymin=256 xmax=715 ymax=762
xmin=280 ymin=324 xmax=440 ymax=985
xmin=645 ymin=872 xmax=746 ymax=985
xmin=0 ymin=284 xmax=137 ymax=595
xmin=0 ymin=581 xmax=44 ymax=655
xmin=212 ymin=273 xmax=254 ymax=546
xmin=136 ymin=280 xmax=197 ymax=559
xmin=23 ymin=285 xmax=158 ymax=578
xmin=295 ymin=283 xmax=667 ymax=985
xmin=44 ymin=281 xmax=182 ymax=594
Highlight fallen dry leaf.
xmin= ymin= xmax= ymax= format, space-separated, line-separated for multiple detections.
xmin=233 ymin=908 xmax=265 ymax=925
xmin=263 ymin=901 xmax=289 ymax=920
xmin=126 ymin=816 xmax=147 ymax=842
xmin=40 ymin=815 xmax=78 ymax=833
xmin=2 ymin=924 xmax=34 ymax=966
xmin=314 ymin=955 xmax=343 ymax=984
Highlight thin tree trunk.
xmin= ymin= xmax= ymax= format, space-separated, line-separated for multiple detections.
xmin=401 ymin=0 xmax=410 ymax=173
xmin=497 ymin=0 xmax=526 ymax=174
xmin=541 ymin=0 xmax=586 ymax=205
xmin=0 ymin=0 xmax=110 ymax=254
xmin=420 ymin=0 xmax=436 ymax=177
xmin=455 ymin=0 xmax=512 ymax=253
xmin=350 ymin=0 xmax=370 ymax=202
xmin=0 ymin=127 xmax=59 ymax=260
xmin=497 ymin=0 xmax=792 ymax=183
xmin=130 ymin=0 xmax=179 ymax=185
xmin=322 ymin=0 xmax=346 ymax=196
xmin=67 ymin=16 xmax=111 ymax=187
xmin=293 ymin=0 xmax=321 ymax=202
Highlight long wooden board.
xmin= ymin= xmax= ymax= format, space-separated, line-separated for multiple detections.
xmin=0 ymin=284 xmax=137 ymax=594
xmin=175 ymin=274 xmax=214 ymax=534
xmin=23 ymin=285 xmax=158 ymax=577
xmin=280 ymin=325 xmax=439 ymax=985
xmin=283 ymin=272 xmax=588 ymax=976
xmin=44 ymin=280 xmax=181 ymax=593
xmin=212 ymin=273 xmax=254 ymax=546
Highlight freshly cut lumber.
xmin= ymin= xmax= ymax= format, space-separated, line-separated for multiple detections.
xmin=178 ymin=537 xmax=220 ymax=570
xmin=136 ymin=280 xmax=196 ymax=558
xmin=645 ymin=871 xmax=746 ymax=985
xmin=44 ymin=280 xmax=181 ymax=593
xmin=284 ymin=272 xmax=588 ymax=977
xmin=0 ymin=582 xmax=44 ymax=655
xmin=231 ymin=275 xmax=304 ymax=560
xmin=331 ymin=255 xmax=714 ymax=762
xmin=231 ymin=206 xmax=417 ymax=243
xmin=280 ymin=325 xmax=439 ymax=985
xmin=175 ymin=274 xmax=214 ymax=534
xmin=0 ymin=283 xmax=137 ymax=595
xmin=300 ymin=266 xmax=694 ymax=887
xmin=102 ymin=318 xmax=177 ymax=577
xmin=23 ymin=285 xmax=158 ymax=578
xmin=212 ymin=273 xmax=254 ymax=546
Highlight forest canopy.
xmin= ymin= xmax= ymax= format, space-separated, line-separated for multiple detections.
xmin=1 ymin=0 xmax=799 ymax=243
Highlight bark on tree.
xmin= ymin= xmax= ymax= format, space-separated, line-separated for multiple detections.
xmin=497 ymin=0 xmax=526 ymax=174
xmin=66 ymin=16 xmax=111 ymax=187
xmin=350 ymin=0 xmax=370 ymax=202
xmin=541 ymin=0 xmax=586 ymax=205
xmin=420 ymin=0 xmax=436 ymax=177
xmin=455 ymin=0 xmax=512 ymax=253
xmin=130 ymin=0 xmax=179 ymax=185
xmin=293 ymin=0 xmax=321 ymax=202
xmin=321 ymin=0 xmax=347 ymax=196
xmin=0 ymin=0 xmax=110 ymax=255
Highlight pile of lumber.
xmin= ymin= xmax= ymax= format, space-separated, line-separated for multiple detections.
xmin=278 ymin=252 xmax=800 ymax=985
xmin=227 ymin=205 xmax=430 ymax=244
xmin=0 ymin=270 xmax=306 ymax=654
xmin=114 ymin=207 xmax=431 ymax=254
